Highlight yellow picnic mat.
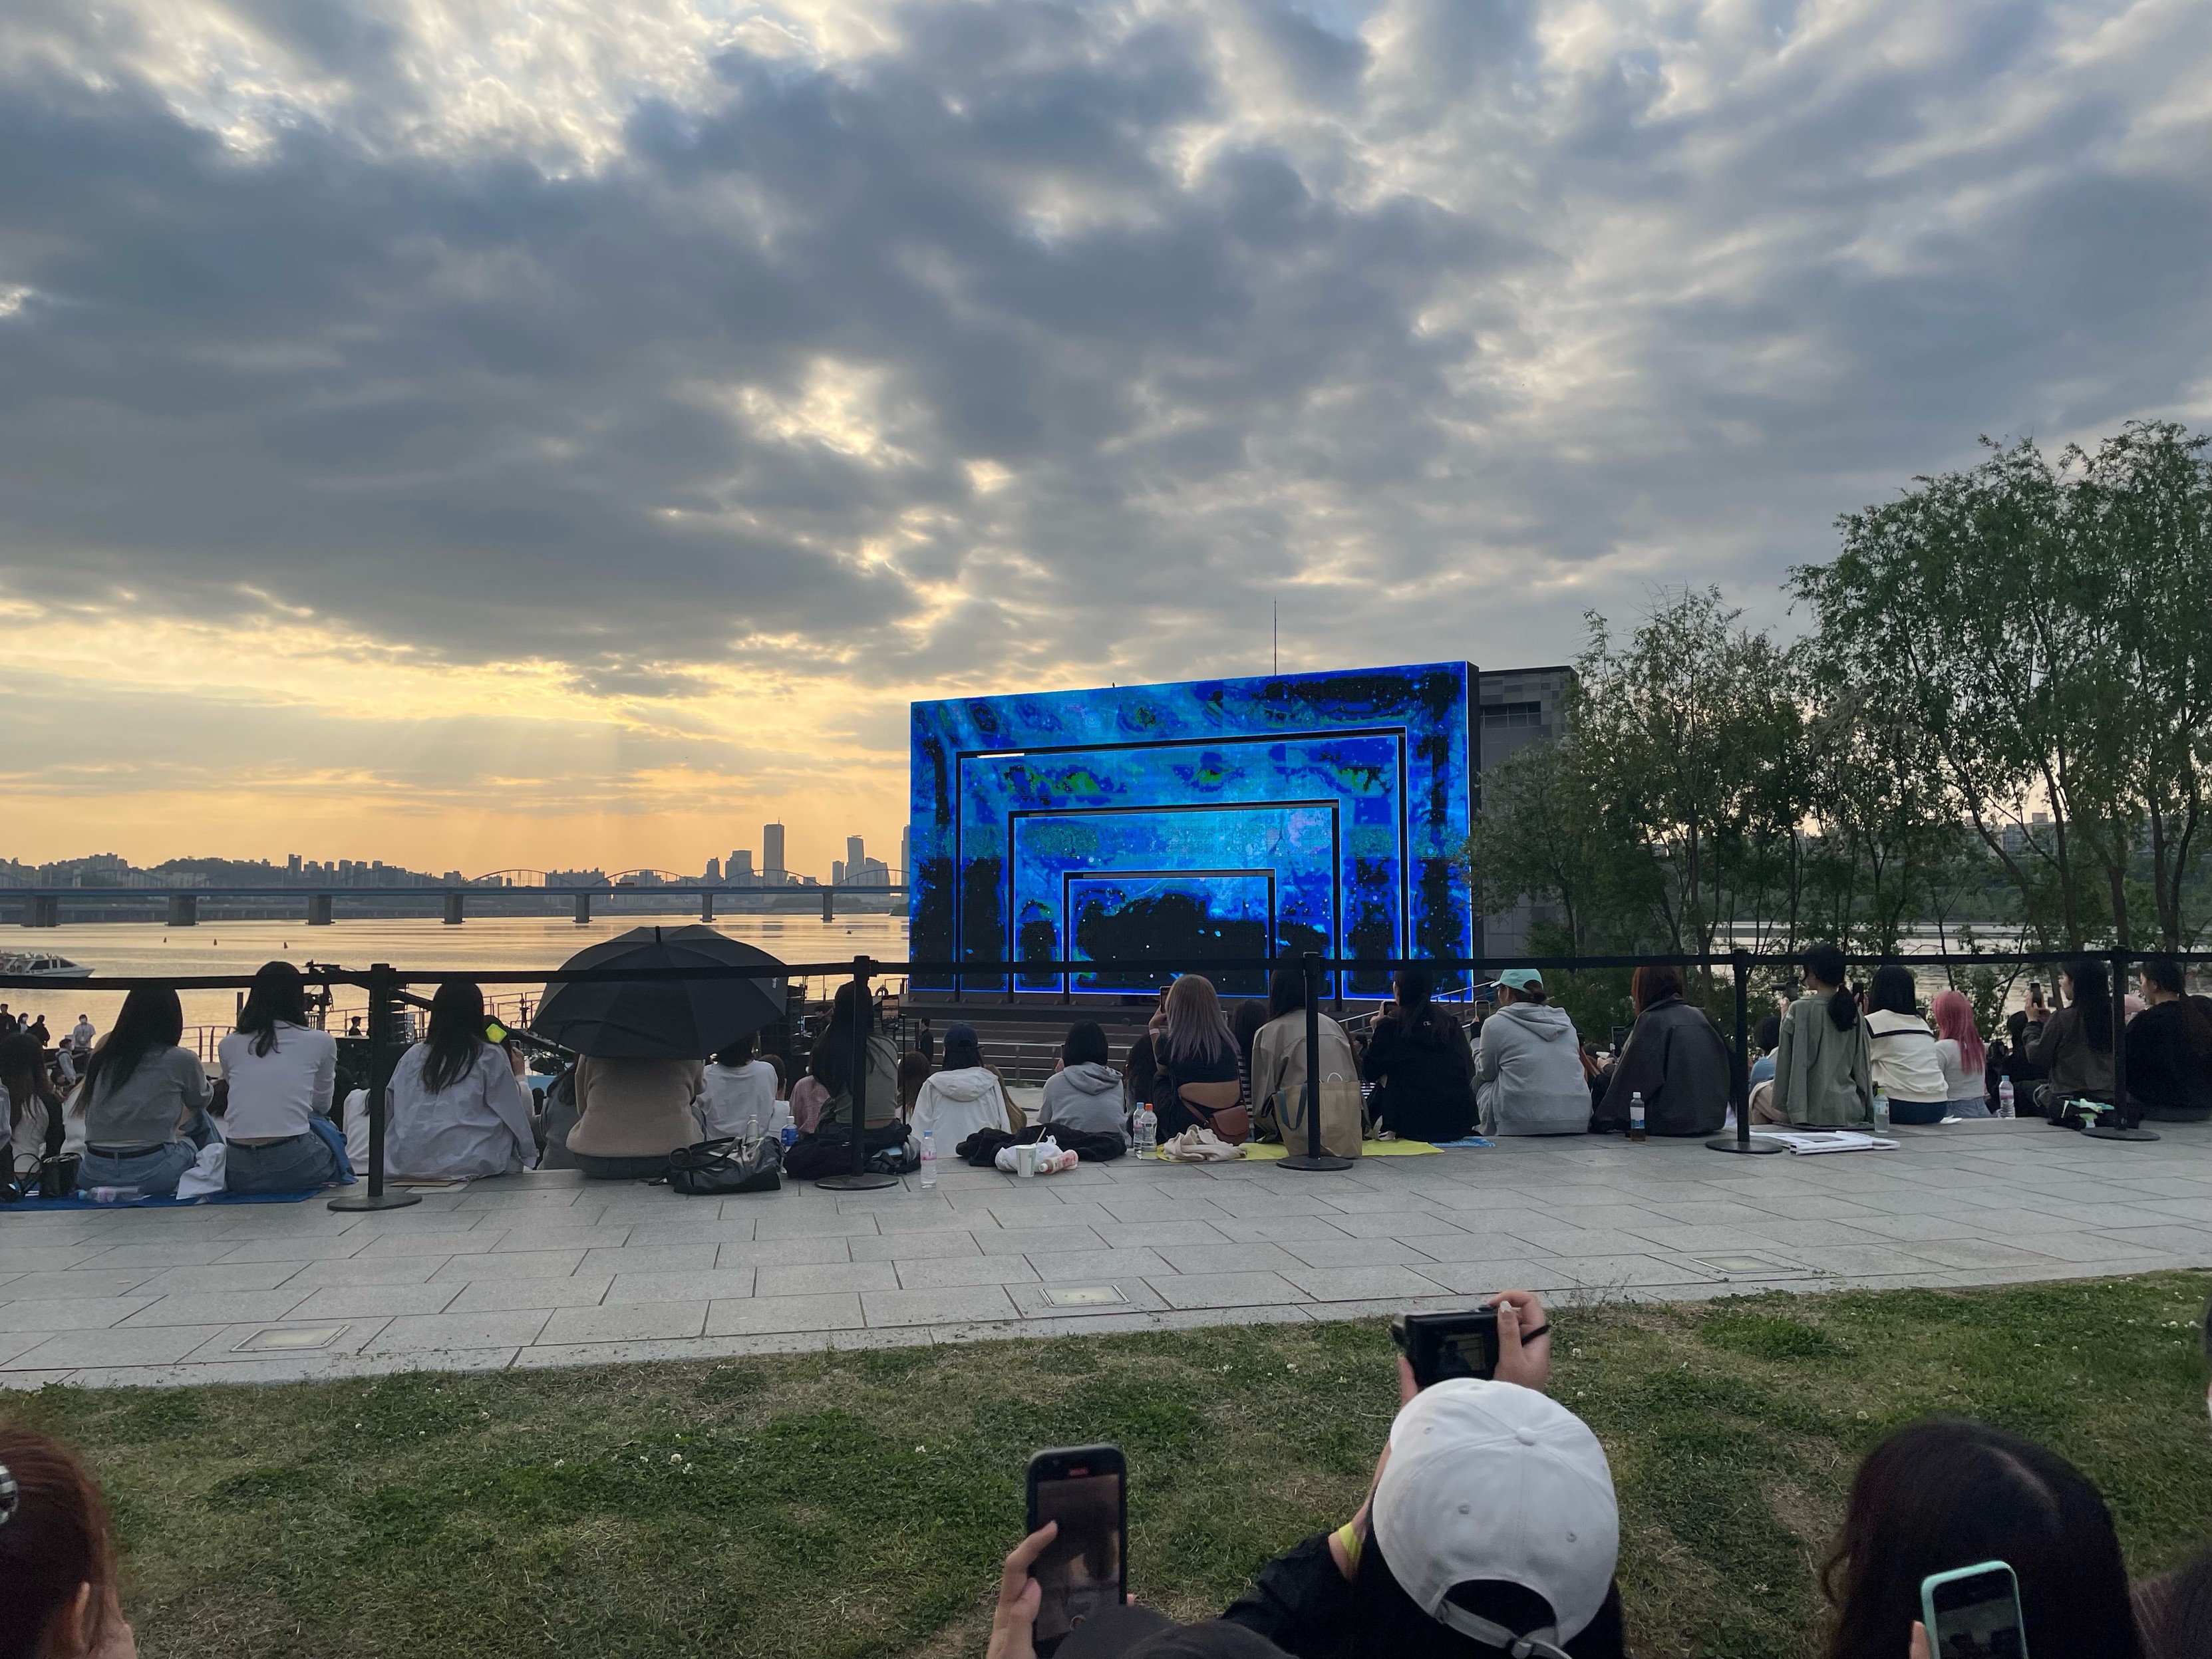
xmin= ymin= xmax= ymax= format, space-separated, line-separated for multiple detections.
xmin=1238 ymin=1138 xmax=1440 ymax=1159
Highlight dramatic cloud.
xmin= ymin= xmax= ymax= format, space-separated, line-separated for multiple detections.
xmin=1 ymin=0 xmax=2207 ymax=872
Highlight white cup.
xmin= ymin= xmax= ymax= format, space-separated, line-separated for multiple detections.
xmin=1015 ymin=1143 xmax=1038 ymax=1178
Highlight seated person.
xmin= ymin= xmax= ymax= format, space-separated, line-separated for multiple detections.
xmin=1222 ymin=1291 xmax=1627 ymax=1659
xmin=2032 ymin=959 xmax=2116 ymax=1114
xmin=1040 ymin=1020 xmax=1130 ymax=1145
xmin=380 ymin=980 xmax=538 ymax=1181
xmin=806 ymin=980 xmax=901 ymax=1133
xmin=1361 ymin=969 xmax=1478 ymax=1143
xmin=1 ymin=1424 xmax=140 ymax=1659
xmin=218 ymin=961 xmax=346 ymax=1193
xmin=897 ymin=1049 xmax=931 ymax=1119
xmin=1250 ymin=967 xmax=1359 ymax=1138
xmin=1929 ymin=988 xmax=1992 ymax=1118
xmin=1472 ymin=970 xmax=1589 ymax=1136
xmin=2129 ymin=955 xmax=2212 ymax=1122
xmin=1152 ymin=975 xmax=1245 ymax=1141
xmin=911 ymin=1023 xmax=1014 ymax=1153
xmin=701 ymin=1032 xmax=784 ymax=1140
xmin=1748 ymin=1015 xmax=1782 ymax=1090
xmin=1761 ymin=945 xmax=1869 ymax=1128
xmin=69 ymin=986 xmax=216 ymax=1197
xmin=1595 ymin=966 xmax=1729 ymax=1137
xmin=567 ymin=1053 xmax=705 ymax=1179
xmin=1863 ymin=966 xmax=1950 ymax=1124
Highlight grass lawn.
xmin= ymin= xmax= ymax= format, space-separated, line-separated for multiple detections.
xmin=10 ymin=1272 xmax=2212 ymax=1659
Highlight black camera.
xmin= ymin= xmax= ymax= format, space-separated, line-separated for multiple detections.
xmin=1390 ymin=1308 xmax=1500 ymax=1389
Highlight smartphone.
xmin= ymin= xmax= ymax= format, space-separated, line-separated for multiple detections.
xmin=1609 ymin=1025 xmax=1627 ymax=1054
xmin=1920 ymin=1561 xmax=2026 ymax=1659
xmin=484 ymin=1019 xmax=510 ymax=1044
xmin=1390 ymin=1308 xmax=1500 ymax=1389
xmin=1025 ymin=1445 xmax=1127 ymax=1650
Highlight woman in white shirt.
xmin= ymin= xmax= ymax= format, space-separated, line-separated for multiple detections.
xmin=381 ymin=980 xmax=537 ymax=1180
xmin=216 ymin=961 xmax=345 ymax=1192
xmin=1864 ymin=967 xmax=1951 ymax=1126
xmin=701 ymin=1032 xmax=785 ymax=1141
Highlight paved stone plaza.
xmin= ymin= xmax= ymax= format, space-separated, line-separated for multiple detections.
xmin=6 ymin=1116 xmax=2212 ymax=1390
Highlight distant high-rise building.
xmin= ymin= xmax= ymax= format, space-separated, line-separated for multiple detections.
xmin=846 ymin=835 xmax=866 ymax=874
xmin=287 ymin=853 xmax=302 ymax=875
xmin=728 ymin=850 xmax=754 ymax=886
xmin=705 ymin=856 xmax=721 ymax=883
xmin=832 ymin=859 xmax=847 ymax=885
xmin=763 ymin=823 xmax=785 ymax=883
xmin=899 ymin=825 xmax=909 ymax=883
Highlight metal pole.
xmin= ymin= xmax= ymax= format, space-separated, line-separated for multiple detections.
xmin=2086 ymin=945 xmax=2158 ymax=1142
xmin=818 ymin=955 xmax=898 ymax=1189
xmin=1708 ymin=949 xmax=1782 ymax=1155
xmin=329 ymin=963 xmax=422 ymax=1211
xmin=1282 ymin=951 xmax=1352 ymax=1171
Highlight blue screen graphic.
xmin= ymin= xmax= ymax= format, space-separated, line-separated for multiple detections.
xmin=909 ymin=664 xmax=1477 ymax=994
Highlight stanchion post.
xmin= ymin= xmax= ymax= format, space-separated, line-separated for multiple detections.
xmin=818 ymin=955 xmax=900 ymax=1190
xmin=329 ymin=962 xmax=422 ymax=1211
xmin=1707 ymin=949 xmax=1782 ymax=1155
xmin=2086 ymin=945 xmax=2158 ymax=1143
xmin=1282 ymin=951 xmax=1353 ymax=1172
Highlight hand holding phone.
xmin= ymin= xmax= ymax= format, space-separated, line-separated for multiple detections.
xmin=1025 ymin=1445 xmax=1128 ymax=1650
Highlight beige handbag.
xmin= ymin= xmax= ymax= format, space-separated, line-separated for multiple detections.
xmin=1275 ymin=1074 xmax=1364 ymax=1159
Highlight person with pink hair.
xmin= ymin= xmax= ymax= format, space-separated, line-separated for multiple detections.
xmin=1929 ymin=989 xmax=1991 ymax=1117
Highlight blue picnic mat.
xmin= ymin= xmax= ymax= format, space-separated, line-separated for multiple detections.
xmin=1429 ymin=1135 xmax=1496 ymax=1149
xmin=5 ymin=1183 xmax=348 ymax=1210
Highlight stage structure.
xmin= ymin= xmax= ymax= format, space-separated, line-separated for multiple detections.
xmin=908 ymin=663 xmax=1478 ymax=998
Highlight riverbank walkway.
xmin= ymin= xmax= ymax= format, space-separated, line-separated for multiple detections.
xmin=5 ymin=1112 xmax=2211 ymax=1389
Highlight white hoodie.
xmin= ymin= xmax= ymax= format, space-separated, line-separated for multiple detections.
xmin=911 ymin=1064 xmax=1011 ymax=1157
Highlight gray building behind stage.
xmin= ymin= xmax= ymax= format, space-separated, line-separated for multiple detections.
xmin=1475 ymin=665 xmax=1575 ymax=961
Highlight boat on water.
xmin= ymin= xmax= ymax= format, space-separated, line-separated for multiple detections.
xmin=0 ymin=952 xmax=94 ymax=979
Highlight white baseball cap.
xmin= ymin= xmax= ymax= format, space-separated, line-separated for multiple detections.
xmin=1372 ymin=1380 xmax=1619 ymax=1650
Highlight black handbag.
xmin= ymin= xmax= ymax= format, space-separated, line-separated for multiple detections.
xmin=668 ymin=1136 xmax=781 ymax=1197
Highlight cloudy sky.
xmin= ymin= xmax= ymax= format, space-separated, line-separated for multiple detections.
xmin=2 ymin=0 xmax=2207 ymax=879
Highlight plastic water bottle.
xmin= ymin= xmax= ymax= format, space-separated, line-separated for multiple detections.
xmin=1872 ymin=1085 xmax=1891 ymax=1135
xmin=1997 ymin=1077 xmax=2016 ymax=1119
xmin=919 ymin=1130 xmax=937 ymax=1190
xmin=90 ymin=1186 xmax=142 ymax=1205
xmin=1133 ymin=1103 xmax=1158 ymax=1158
xmin=1628 ymin=1091 xmax=1646 ymax=1143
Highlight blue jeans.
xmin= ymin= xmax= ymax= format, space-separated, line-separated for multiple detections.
xmin=225 ymin=1131 xmax=343 ymax=1193
xmin=1947 ymin=1098 xmax=1992 ymax=1119
xmin=78 ymin=1109 xmax=217 ymax=1198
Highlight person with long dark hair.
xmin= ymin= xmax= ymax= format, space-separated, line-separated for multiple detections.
xmin=702 ymin=1031 xmax=782 ymax=1141
xmin=0 ymin=1426 xmax=138 ymax=1658
xmin=378 ymin=980 xmax=536 ymax=1181
xmin=2032 ymin=957 xmax=2116 ymax=1115
xmin=0 ymin=1029 xmax=66 ymax=1170
xmin=807 ymin=979 xmax=900 ymax=1132
xmin=69 ymin=986 xmax=215 ymax=1197
xmin=216 ymin=961 xmax=345 ymax=1192
xmin=1593 ymin=965 xmax=1730 ymax=1137
xmin=1361 ymin=969 xmax=1477 ymax=1143
xmin=1822 ymin=1418 xmax=2139 ymax=1659
xmin=2129 ymin=956 xmax=2212 ymax=1122
xmin=1864 ymin=966 xmax=1950 ymax=1125
xmin=1765 ymin=944 xmax=1871 ymax=1128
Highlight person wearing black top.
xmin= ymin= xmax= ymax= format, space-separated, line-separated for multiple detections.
xmin=2130 ymin=956 xmax=2212 ymax=1122
xmin=1154 ymin=975 xmax=1245 ymax=1138
xmin=1360 ymin=969 xmax=1476 ymax=1143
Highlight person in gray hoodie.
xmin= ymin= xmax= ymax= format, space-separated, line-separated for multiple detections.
xmin=1472 ymin=969 xmax=1593 ymax=1136
xmin=1040 ymin=1020 xmax=1129 ymax=1145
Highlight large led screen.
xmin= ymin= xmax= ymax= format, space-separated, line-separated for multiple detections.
xmin=910 ymin=664 xmax=1478 ymax=996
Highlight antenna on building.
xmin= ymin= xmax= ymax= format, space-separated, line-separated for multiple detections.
xmin=1273 ymin=600 xmax=1279 ymax=675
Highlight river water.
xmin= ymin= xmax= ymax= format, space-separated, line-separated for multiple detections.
xmin=5 ymin=913 xmax=911 ymax=1041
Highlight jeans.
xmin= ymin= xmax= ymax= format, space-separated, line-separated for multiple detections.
xmin=78 ymin=1108 xmax=217 ymax=1198
xmin=1888 ymin=1099 xmax=1949 ymax=1126
xmin=225 ymin=1131 xmax=343 ymax=1193
xmin=1947 ymin=1098 xmax=1992 ymax=1119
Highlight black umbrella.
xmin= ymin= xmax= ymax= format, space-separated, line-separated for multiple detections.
xmin=530 ymin=925 xmax=788 ymax=1060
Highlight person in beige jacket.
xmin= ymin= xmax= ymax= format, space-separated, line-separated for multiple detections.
xmin=1762 ymin=944 xmax=1873 ymax=1128
xmin=567 ymin=1055 xmax=705 ymax=1179
xmin=1249 ymin=967 xmax=1359 ymax=1134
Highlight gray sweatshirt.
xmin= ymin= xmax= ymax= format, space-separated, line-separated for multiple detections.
xmin=1039 ymin=1062 xmax=1129 ymax=1145
xmin=1472 ymin=1002 xmax=1591 ymax=1136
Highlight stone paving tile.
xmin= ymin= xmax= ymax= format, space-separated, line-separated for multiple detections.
xmin=716 ymin=1236 xmax=858 ymax=1267
xmin=363 ymin=1310 xmax=555 ymax=1354
xmin=752 ymin=1212 xmax=886 ymax=1239
xmin=287 ymin=1282 xmax=464 ymax=1320
xmin=861 ymin=1284 xmax=1023 ymax=1326
xmin=1024 ymin=1248 xmax=1175 ymax=1282
xmin=1328 ymin=1211 xmax=1474 ymax=1240
xmin=2096 ymin=1224 xmax=2212 ymax=1257
xmin=753 ymin=1260 xmax=900 ymax=1296
xmin=1281 ymin=1265 xmax=1463 ymax=1303
xmin=1145 ymin=1271 xmax=1308 ymax=1311
xmin=1204 ymin=1215 xmax=1361 ymax=1245
xmin=605 ymin=1268 xmax=760 ymax=1304
xmin=180 ymin=1318 xmax=393 ymax=1364
xmin=1277 ymin=1236 xmax=1440 ymax=1269
xmin=442 ymin=1276 xmax=615 ymax=1314
xmin=1823 ymin=1211 xmax=1995 ymax=1243
xmin=8 ymin=1324 xmax=237 ymax=1370
xmin=428 ymin=1249 xmax=588 ymax=1282
xmin=704 ymin=1293 xmax=863 ymax=1336
xmin=118 ymin=1289 xmax=317 ymax=1328
xmin=1005 ymin=1280 xmax=1172 ymax=1319
xmin=579 ymin=1243 xmax=720 ymax=1277
xmin=892 ymin=1254 xmax=1040 ymax=1290
xmin=1408 ymin=1259 xmax=1590 ymax=1295
xmin=1153 ymin=1241 xmax=1307 ymax=1276
xmin=3 ymin=1269 xmax=159 ymax=1301
xmin=975 ymin=1225 xmax=1113 ymax=1257
xmin=540 ymin=1302 xmax=709 ymax=1344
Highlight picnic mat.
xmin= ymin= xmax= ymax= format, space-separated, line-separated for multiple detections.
xmin=1239 ymin=1137 xmax=1446 ymax=1160
xmin=4 ymin=1186 xmax=339 ymax=1210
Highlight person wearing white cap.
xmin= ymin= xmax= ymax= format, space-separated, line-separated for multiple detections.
xmin=1472 ymin=971 xmax=1593 ymax=1137
xmin=1221 ymin=1291 xmax=1623 ymax=1658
